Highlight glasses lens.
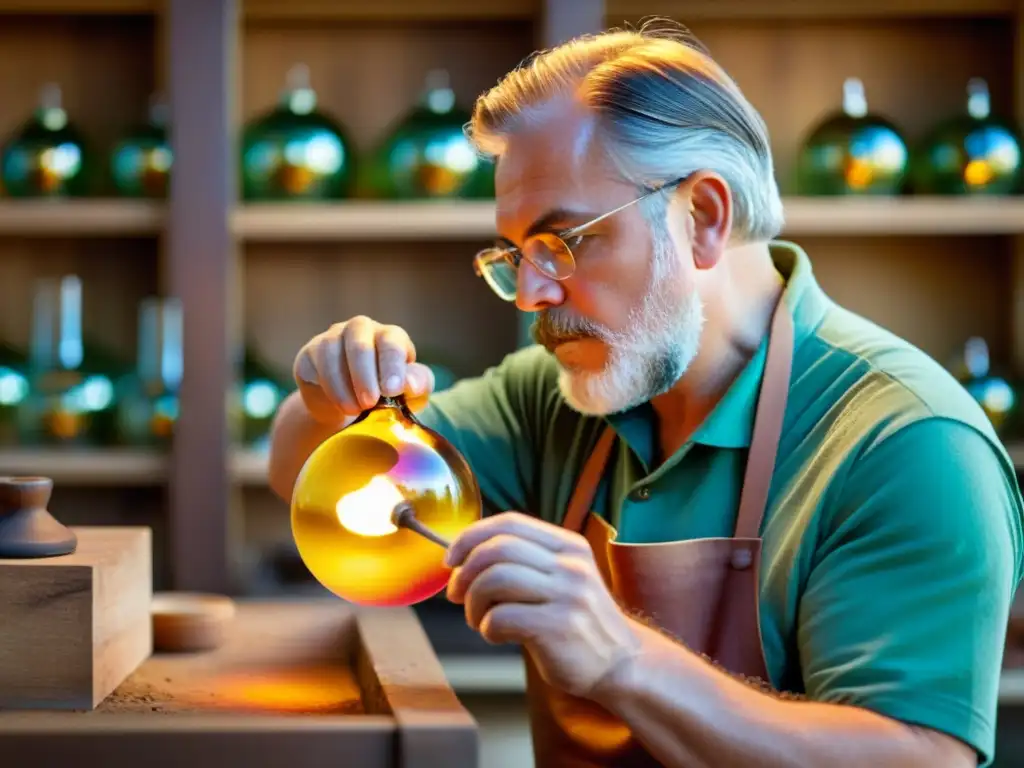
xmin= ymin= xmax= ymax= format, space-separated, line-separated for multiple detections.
xmin=474 ymin=249 xmax=518 ymax=301
xmin=524 ymin=233 xmax=575 ymax=280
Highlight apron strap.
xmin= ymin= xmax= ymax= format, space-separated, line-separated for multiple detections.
xmin=562 ymin=426 xmax=616 ymax=533
xmin=734 ymin=302 xmax=794 ymax=540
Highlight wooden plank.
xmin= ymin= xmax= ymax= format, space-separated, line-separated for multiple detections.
xmin=542 ymin=0 xmax=604 ymax=46
xmin=356 ymin=607 xmax=479 ymax=768
xmin=1008 ymin=1 xmax=1024 ymax=623
xmin=232 ymin=198 xmax=1024 ymax=242
xmin=165 ymin=0 xmax=238 ymax=593
xmin=241 ymin=0 xmax=534 ymax=21
xmin=605 ymin=0 xmax=1016 ymax=21
xmin=0 ymin=0 xmax=156 ymax=12
xmin=0 ymin=527 xmax=152 ymax=711
xmin=233 ymin=202 xmax=496 ymax=241
xmin=0 ymin=201 xmax=164 ymax=236
xmin=781 ymin=197 xmax=1024 ymax=236
xmin=0 ymin=602 xmax=398 ymax=767
xmin=0 ymin=449 xmax=168 ymax=485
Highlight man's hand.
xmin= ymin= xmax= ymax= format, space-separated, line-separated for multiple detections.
xmin=445 ymin=511 xmax=642 ymax=699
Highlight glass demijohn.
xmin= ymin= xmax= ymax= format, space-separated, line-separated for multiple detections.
xmin=241 ymin=64 xmax=354 ymax=201
xmin=797 ymin=78 xmax=909 ymax=196
xmin=910 ymin=78 xmax=1022 ymax=196
xmin=1 ymin=84 xmax=89 ymax=197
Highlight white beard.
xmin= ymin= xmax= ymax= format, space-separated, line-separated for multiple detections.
xmin=551 ymin=235 xmax=705 ymax=416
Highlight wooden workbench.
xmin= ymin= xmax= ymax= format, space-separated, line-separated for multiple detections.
xmin=0 ymin=600 xmax=478 ymax=768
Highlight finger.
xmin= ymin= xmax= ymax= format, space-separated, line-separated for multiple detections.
xmin=446 ymin=511 xmax=589 ymax=568
xmin=314 ymin=336 xmax=360 ymax=415
xmin=463 ymin=562 xmax=555 ymax=631
xmin=447 ymin=533 xmax=558 ymax=604
xmin=404 ymin=363 xmax=435 ymax=412
xmin=343 ymin=317 xmax=381 ymax=410
xmin=478 ymin=602 xmax=546 ymax=646
xmin=376 ymin=325 xmax=414 ymax=398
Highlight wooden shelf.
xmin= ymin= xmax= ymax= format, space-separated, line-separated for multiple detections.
xmin=242 ymin=0 xmax=534 ymax=21
xmin=0 ymin=200 xmax=165 ymax=237
xmin=233 ymin=201 xmax=498 ymax=242
xmin=233 ymin=197 xmax=1024 ymax=242
xmin=0 ymin=0 xmax=155 ymax=12
xmin=0 ymin=448 xmax=167 ymax=485
xmin=606 ymin=0 xmax=1017 ymax=20
xmin=781 ymin=197 xmax=1024 ymax=236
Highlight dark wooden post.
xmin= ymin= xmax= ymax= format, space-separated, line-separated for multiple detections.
xmin=165 ymin=0 xmax=240 ymax=593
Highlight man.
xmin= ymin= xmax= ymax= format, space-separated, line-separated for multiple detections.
xmin=267 ymin=22 xmax=1023 ymax=768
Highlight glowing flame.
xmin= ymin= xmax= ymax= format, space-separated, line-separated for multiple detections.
xmin=335 ymin=475 xmax=403 ymax=537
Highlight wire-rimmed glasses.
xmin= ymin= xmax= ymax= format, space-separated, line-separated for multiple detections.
xmin=472 ymin=177 xmax=686 ymax=301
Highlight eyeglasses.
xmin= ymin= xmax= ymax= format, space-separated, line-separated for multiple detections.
xmin=473 ymin=177 xmax=687 ymax=301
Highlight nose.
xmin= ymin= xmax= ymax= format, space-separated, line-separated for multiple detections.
xmin=515 ymin=259 xmax=565 ymax=313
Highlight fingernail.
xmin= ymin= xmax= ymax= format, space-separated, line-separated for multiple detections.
xmin=407 ymin=370 xmax=422 ymax=393
xmin=385 ymin=375 xmax=401 ymax=395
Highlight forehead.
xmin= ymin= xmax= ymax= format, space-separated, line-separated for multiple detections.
xmin=493 ymin=99 xmax=628 ymax=238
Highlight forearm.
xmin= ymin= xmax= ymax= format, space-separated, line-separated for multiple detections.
xmin=266 ymin=391 xmax=350 ymax=501
xmin=593 ymin=621 xmax=972 ymax=768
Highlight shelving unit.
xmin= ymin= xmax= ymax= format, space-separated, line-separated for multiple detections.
xmin=0 ymin=0 xmax=1022 ymax=601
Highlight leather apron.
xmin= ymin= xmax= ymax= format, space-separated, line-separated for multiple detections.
xmin=524 ymin=300 xmax=794 ymax=768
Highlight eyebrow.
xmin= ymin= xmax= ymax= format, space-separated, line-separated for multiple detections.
xmin=496 ymin=207 xmax=599 ymax=248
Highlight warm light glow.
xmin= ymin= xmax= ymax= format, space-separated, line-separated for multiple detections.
xmin=335 ymin=475 xmax=403 ymax=537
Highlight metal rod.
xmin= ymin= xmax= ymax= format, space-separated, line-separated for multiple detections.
xmin=391 ymin=502 xmax=451 ymax=549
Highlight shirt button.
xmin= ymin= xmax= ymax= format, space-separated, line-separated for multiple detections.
xmin=633 ymin=486 xmax=651 ymax=501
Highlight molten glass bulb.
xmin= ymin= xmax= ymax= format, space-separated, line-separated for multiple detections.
xmin=291 ymin=396 xmax=482 ymax=606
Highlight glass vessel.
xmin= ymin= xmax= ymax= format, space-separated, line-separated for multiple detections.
xmin=111 ymin=95 xmax=172 ymax=198
xmin=1 ymin=83 xmax=90 ymax=197
xmin=0 ymin=342 xmax=30 ymax=445
xmin=18 ymin=276 xmax=118 ymax=446
xmin=797 ymin=78 xmax=909 ymax=196
xmin=363 ymin=69 xmax=494 ymax=199
xmin=952 ymin=336 xmax=1018 ymax=436
xmin=117 ymin=297 xmax=183 ymax=445
xmin=910 ymin=78 xmax=1022 ymax=196
xmin=240 ymin=346 xmax=292 ymax=448
xmin=241 ymin=64 xmax=354 ymax=201
xmin=291 ymin=395 xmax=482 ymax=606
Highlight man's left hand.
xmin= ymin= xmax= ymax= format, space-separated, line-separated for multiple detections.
xmin=445 ymin=511 xmax=642 ymax=699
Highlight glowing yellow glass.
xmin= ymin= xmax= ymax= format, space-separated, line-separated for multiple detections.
xmin=291 ymin=395 xmax=482 ymax=606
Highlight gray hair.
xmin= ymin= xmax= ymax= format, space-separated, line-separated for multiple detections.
xmin=466 ymin=20 xmax=785 ymax=242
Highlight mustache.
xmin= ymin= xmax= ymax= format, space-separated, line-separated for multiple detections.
xmin=531 ymin=310 xmax=604 ymax=348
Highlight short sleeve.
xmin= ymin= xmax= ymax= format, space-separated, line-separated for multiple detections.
xmin=798 ymin=417 xmax=1024 ymax=766
xmin=416 ymin=345 xmax=558 ymax=516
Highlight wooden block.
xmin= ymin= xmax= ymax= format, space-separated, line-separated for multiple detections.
xmin=0 ymin=600 xmax=479 ymax=768
xmin=0 ymin=527 xmax=153 ymax=711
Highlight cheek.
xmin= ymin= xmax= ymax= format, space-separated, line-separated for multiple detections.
xmin=566 ymin=234 xmax=656 ymax=331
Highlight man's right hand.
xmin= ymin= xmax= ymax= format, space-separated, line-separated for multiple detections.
xmin=292 ymin=315 xmax=435 ymax=427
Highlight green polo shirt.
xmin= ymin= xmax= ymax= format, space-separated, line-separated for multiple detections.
xmin=417 ymin=240 xmax=1023 ymax=765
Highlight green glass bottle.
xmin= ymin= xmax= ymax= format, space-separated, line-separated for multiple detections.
xmin=18 ymin=275 xmax=120 ymax=447
xmin=0 ymin=342 xmax=30 ymax=445
xmin=953 ymin=336 xmax=1018 ymax=436
xmin=241 ymin=64 xmax=354 ymax=201
xmin=240 ymin=346 xmax=292 ymax=448
xmin=111 ymin=95 xmax=172 ymax=198
xmin=797 ymin=78 xmax=908 ymax=196
xmin=364 ymin=69 xmax=494 ymax=200
xmin=1 ymin=83 xmax=90 ymax=197
xmin=117 ymin=297 xmax=182 ymax=446
xmin=910 ymin=79 xmax=1022 ymax=196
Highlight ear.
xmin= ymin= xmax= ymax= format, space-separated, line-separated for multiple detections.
xmin=675 ymin=171 xmax=732 ymax=270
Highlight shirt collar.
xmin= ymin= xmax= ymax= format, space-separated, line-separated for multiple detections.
xmin=607 ymin=239 xmax=829 ymax=459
